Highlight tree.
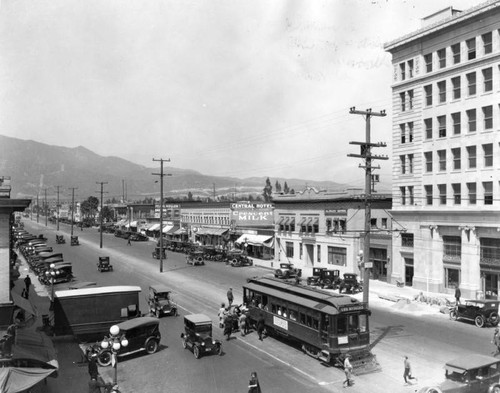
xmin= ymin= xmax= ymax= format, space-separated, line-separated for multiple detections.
xmin=262 ymin=177 xmax=273 ymax=202
xmin=283 ymin=182 xmax=290 ymax=194
xmin=275 ymin=180 xmax=282 ymax=193
xmin=80 ymin=196 xmax=99 ymax=223
xmin=187 ymin=191 xmax=193 ymax=201
xmin=99 ymin=206 xmax=114 ymax=223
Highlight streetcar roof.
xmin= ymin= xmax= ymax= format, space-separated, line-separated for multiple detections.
xmin=244 ymin=278 xmax=364 ymax=314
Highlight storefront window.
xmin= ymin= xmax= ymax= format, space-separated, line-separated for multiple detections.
xmin=286 ymin=242 xmax=294 ymax=258
xmin=328 ymin=246 xmax=346 ymax=266
xmin=445 ymin=268 xmax=460 ymax=289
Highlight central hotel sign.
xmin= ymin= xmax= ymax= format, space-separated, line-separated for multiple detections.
xmin=230 ymin=201 xmax=273 ymax=227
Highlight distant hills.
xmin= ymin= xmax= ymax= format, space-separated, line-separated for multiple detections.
xmin=0 ymin=135 xmax=351 ymax=202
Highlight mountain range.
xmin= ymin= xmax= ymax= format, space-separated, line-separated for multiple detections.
xmin=0 ymin=135 xmax=355 ymax=202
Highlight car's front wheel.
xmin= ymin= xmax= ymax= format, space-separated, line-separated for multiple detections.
xmin=490 ymin=384 xmax=500 ymax=393
xmin=182 ymin=338 xmax=187 ymax=349
xmin=475 ymin=315 xmax=485 ymax=328
xmin=215 ymin=343 xmax=222 ymax=356
xmin=193 ymin=345 xmax=201 ymax=359
xmin=449 ymin=309 xmax=458 ymax=321
xmin=145 ymin=338 xmax=159 ymax=354
xmin=97 ymin=350 xmax=112 ymax=367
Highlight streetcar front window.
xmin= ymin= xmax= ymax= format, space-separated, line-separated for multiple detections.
xmin=336 ymin=314 xmax=367 ymax=334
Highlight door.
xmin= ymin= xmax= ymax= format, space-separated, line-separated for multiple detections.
xmin=404 ymin=258 xmax=414 ymax=286
xmin=305 ymin=244 xmax=314 ymax=267
xmin=485 ymin=273 xmax=499 ymax=299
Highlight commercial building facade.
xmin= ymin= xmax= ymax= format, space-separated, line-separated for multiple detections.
xmin=385 ymin=1 xmax=500 ymax=298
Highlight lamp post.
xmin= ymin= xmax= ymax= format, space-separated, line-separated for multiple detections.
xmin=45 ymin=263 xmax=60 ymax=310
xmin=101 ymin=325 xmax=128 ymax=385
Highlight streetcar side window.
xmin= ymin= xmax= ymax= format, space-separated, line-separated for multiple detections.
xmin=337 ymin=316 xmax=347 ymax=335
xmin=290 ymin=310 xmax=297 ymax=321
xmin=306 ymin=315 xmax=312 ymax=327
xmin=312 ymin=318 xmax=318 ymax=330
xmin=271 ymin=304 xmax=277 ymax=314
xmin=300 ymin=313 xmax=306 ymax=324
xmin=359 ymin=314 xmax=367 ymax=333
xmin=262 ymin=295 xmax=268 ymax=308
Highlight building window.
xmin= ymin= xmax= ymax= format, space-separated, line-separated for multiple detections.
xmin=400 ymin=92 xmax=406 ymax=111
xmin=444 ymin=236 xmax=462 ymax=258
xmin=452 ymin=112 xmax=461 ymax=135
xmin=467 ymin=145 xmax=477 ymax=169
xmin=400 ymin=155 xmax=406 ymax=175
xmin=408 ymin=186 xmax=414 ymax=205
xmin=452 ymin=183 xmax=461 ymax=205
xmin=467 ymin=38 xmax=476 ymax=60
xmin=425 ymin=185 xmax=433 ymax=205
xmin=408 ymin=154 xmax=414 ymax=174
xmin=424 ymin=53 xmax=433 ymax=72
xmin=424 ymin=118 xmax=433 ymax=139
xmin=438 ymin=149 xmax=446 ymax=171
xmin=438 ymin=115 xmax=446 ymax=137
xmin=400 ymin=124 xmax=406 ymax=144
xmin=452 ymin=43 xmax=461 ymax=64
xmin=400 ymin=62 xmax=406 ymax=80
xmin=483 ymin=181 xmax=493 ymax=205
xmin=424 ymin=85 xmax=432 ymax=106
xmin=438 ymin=184 xmax=447 ymax=205
xmin=381 ymin=218 xmax=388 ymax=229
xmin=467 ymin=182 xmax=477 ymax=205
xmin=370 ymin=218 xmax=377 ymax=229
xmin=483 ymin=143 xmax=493 ymax=167
xmin=286 ymin=242 xmax=294 ymax=258
xmin=408 ymin=122 xmax=414 ymax=142
xmin=467 ymin=109 xmax=477 ymax=132
xmin=424 ymin=151 xmax=432 ymax=172
xmin=408 ymin=59 xmax=414 ymax=78
xmin=482 ymin=32 xmax=492 ymax=55
xmin=408 ymin=90 xmax=414 ymax=109
xmin=480 ymin=238 xmax=500 ymax=262
xmin=317 ymin=245 xmax=321 ymax=263
xmin=401 ymin=233 xmax=414 ymax=248
xmin=452 ymin=147 xmax=461 ymax=170
xmin=483 ymin=68 xmax=493 ymax=92
xmin=437 ymin=48 xmax=446 ymax=68
xmin=438 ymin=81 xmax=446 ymax=103
xmin=327 ymin=246 xmax=346 ymax=266
xmin=483 ymin=106 xmax=493 ymax=130
xmin=400 ymin=186 xmax=406 ymax=205
xmin=467 ymin=72 xmax=476 ymax=96
xmin=452 ymin=76 xmax=461 ymax=99
xmin=445 ymin=268 xmax=460 ymax=289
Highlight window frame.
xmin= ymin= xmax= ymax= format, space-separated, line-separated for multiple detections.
xmin=483 ymin=106 xmax=493 ymax=130
xmin=467 ymin=145 xmax=477 ymax=169
xmin=452 ymin=147 xmax=461 ymax=170
xmin=467 ymin=38 xmax=476 ymax=60
xmin=451 ymin=43 xmax=461 ymax=64
xmin=452 ymin=112 xmax=461 ymax=135
xmin=452 ymin=76 xmax=461 ymax=99
xmin=467 ymin=182 xmax=477 ymax=205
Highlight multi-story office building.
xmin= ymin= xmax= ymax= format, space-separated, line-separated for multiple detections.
xmin=384 ymin=1 xmax=500 ymax=299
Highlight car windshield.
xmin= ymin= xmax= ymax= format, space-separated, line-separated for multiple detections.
xmin=445 ymin=367 xmax=466 ymax=382
xmin=156 ymin=292 xmax=169 ymax=300
xmin=194 ymin=324 xmax=212 ymax=334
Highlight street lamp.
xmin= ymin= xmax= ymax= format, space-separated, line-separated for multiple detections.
xmin=100 ymin=325 xmax=128 ymax=385
xmin=45 ymin=263 xmax=60 ymax=310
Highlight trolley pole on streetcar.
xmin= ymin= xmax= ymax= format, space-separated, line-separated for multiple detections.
xmin=348 ymin=107 xmax=387 ymax=306
xmin=153 ymin=158 xmax=171 ymax=273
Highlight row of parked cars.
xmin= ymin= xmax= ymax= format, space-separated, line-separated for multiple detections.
xmin=14 ymin=227 xmax=73 ymax=285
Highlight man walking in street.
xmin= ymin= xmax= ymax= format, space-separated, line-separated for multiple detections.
xmin=24 ymin=275 xmax=32 ymax=297
xmin=403 ymin=356 xmax=417 ymax=385
xmin=227 ymin=287 xmax=234 ymax=307
xmin=343 ymin=354 xmax=354 ymax=388
xmin=492 ymin=328 xmax=500 ymax=355
xmin=455 ymin=285 xmax=461 ymax=305
xmin=239 ymin=311 xmax=247 ymax=336
xmin=127 ymin=237 xmax=132 ymax=246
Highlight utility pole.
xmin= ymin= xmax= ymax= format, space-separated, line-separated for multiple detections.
xmin=152 ymin=158 xmax=171 ymax=273
xmin=69 ymin=187 xmax=78 ymax=236
xmin=122 ymin=179 xmax=125 ymax=203
xmin=347 ymin=107 xmax=388 ymax=306
xmin=96 ymin=182 xmax=108 ymax=249
xmin=36 ymin=193 xmax=39 ymax=223
xmin=213 ymin=183 xmax=216 ymax=200
xmin=56 ymin=185 xmax=61 ymax=231
xmin=44 ymin=188 xmax=48 ymax=227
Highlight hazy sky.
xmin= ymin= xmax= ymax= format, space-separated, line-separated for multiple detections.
xmin=0 ymin=0 xmax=482 ymax=187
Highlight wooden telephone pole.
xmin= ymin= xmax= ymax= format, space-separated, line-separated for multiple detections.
xmin=96 ymin=182 xmax=108 ymax=249
xmin=153 ymin=158 xmax=171 ymax=273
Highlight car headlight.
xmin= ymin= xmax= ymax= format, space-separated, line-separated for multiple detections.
xmin=212 ymin=341 xmax=216 ymax=345
xmin=201 ymin=342 xmax=205 ymax=346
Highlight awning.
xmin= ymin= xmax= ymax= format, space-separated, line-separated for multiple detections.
xmin=0 ymin=367 xmax=57 ymax=393
xmin=198 ymin=228 xmax=228 ymax=236
xmin=147 ymin=223 xmax=161 ymax=231
xmin=174 ymin=228 xmax=187 ymax=235
xmin=13 ymin=328 xmax=58 ymax=367
xmin=165 ymin=225 xmax=179 ymax=235
xmin=10 ymin=291 xmax=37 ymax=317
xmin=235 ymin=234 xmax=274 ymax=247
xmin=282 ymin=217 xmax=289 ymax=225
xmin=162 ymin=225 xmax=174 ymax=233
xmin=298 ymin=217 xmax=307 ymax=225
xmin=129 ymin=221 xmax=137 ymax=228
xmin=311 ymin=217 xmax=319 ymax=225
xmin=276 ymin=217 xmax=286 ymax=225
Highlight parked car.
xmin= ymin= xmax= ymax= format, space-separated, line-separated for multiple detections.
xmin=181 ymin=314 xmax=222 ymax=359
xmin=186 ymin=250 xmax=205 ymax=266
xmin=274 ymin=263 xmax=300 ymax=279
xmin=230 ymin=255 xmax=253 ymax=267
xmin=450 ymin=300 xmax=500 ymax=328
xmin=97 ymin=256 xmax=113 ymax=272
xmin=417 ymin=354 xmax=500 ymax=393
xmin=97 ymin=317 xmax=161 ymax=366
xmin=70 ymin=236 xmax=79 ymax=246
xmin=306 ymin=268 xmax=341 ymax=289
xmin=129 ymin=233 xmax=149 ymax=242
xmin=147 ymin=285 xmax=178 ymax=317
xmin=339 ymin=273 xmax=363 ymax=294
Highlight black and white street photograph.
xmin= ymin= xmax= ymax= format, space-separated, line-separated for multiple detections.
xmin=1 ymin=0 xmax=500 ymax=392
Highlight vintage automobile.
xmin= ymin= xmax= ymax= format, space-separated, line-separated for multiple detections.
xmin=56 ymin=235 xmax=66 ymax=244
xmin=186 ymin=250 xmax=205 ymax=266
xmin=417 ymin=354 xmax=500 ymax=393
xmin=152 ymin=246 xmax=167 ymax=260
xmin=181 ymin=314 xmax=222 ymax=359
xmin=96 ymin=317 xmax=161 ymax=366
xmin=147 ymin=285 xmax=178 ymax=317
xmin=306 ymin=268 xmax=341 ymax=289
xmin=339 ymin=273 xmax=363 ymax=294
xmin=97 ymin=256 xmax=113 ymax=272
xmin=70 ymin=236 xmax=79 ymax=246
xmin=129 ymin=233 xmax=149 ymax=242
xmin=230 ymin=255 xmax=253 ymax=267
xmin=450 ymin=299 xmax=500 ymax=328
xmin=39 ymin=262 xmax=73 ymax=285
xmin=274 ymin=263 xmax=300 ymax=279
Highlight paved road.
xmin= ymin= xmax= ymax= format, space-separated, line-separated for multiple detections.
xmin=22 ymin=219 xmax=498 ymax=392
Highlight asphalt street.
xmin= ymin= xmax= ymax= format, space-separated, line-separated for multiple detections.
xmin=19 ymin=219 xmax=499 ymax=393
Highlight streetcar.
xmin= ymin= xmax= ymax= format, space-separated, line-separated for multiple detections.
xmin=243 ymin=277 xmax=380 ymax=374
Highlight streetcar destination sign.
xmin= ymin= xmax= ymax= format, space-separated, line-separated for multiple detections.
xmin=338 ymin=303 xmax=367 ymax=312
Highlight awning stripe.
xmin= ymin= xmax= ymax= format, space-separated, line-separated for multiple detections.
xmin=235 ymin=234 xmax=273 ymax=246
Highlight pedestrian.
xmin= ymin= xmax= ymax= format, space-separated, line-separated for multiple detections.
xmin=88 ymin=376 xmax=106 ymax=393
xmin=248 ymin=371 xmax=262 ymax=393
xmin=492 ymin=328 xmax=500 ymax=355
xmin=239 ymin=312 xmax=247 ymax=336
xmin=21 ymin=288 xmax=28 ymax=299
xmin=127 ymin=237 xmax=131 ymax=246
xmin=227 ymin=287 xmax=234 ymax=306
xmin=257 ymin=313 xmax=265 ymax=341
xmin=218 ymin=303 xmax=226 ymax=328
xmin=88 ymin=354 xmax=99 ymax=380
xmin=343 ymin=354 xmax=354 ymax=388
xmin=403 ymin=356 xmax=417 ymax=385
xmin=455 ymin=285 xmax=461 ymax=305
xmin=24 ymin=275 xmax=31 ymax=296
xmin=223 ymin=314 xmax=232 ymax=341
